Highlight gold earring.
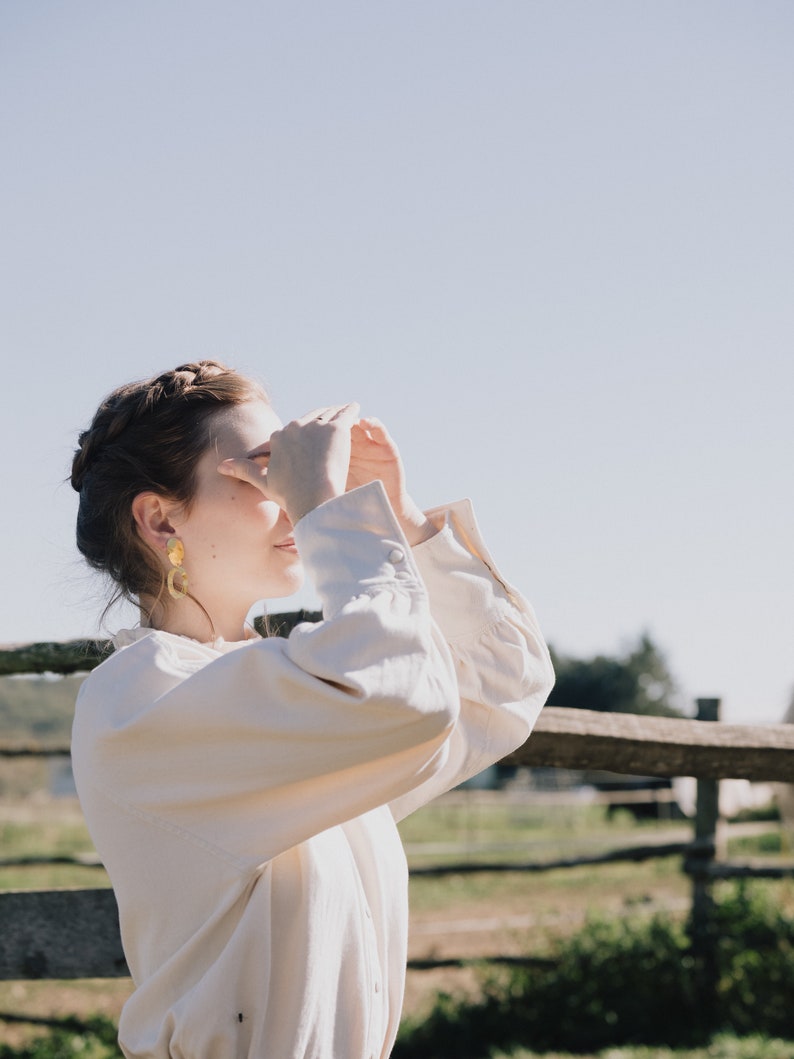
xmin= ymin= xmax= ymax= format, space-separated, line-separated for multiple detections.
xmin=166 ymin=537 xmax=189 ymax=600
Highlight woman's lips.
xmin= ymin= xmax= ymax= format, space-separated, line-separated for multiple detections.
xmin=275 ymin=537 xmax=297 ymax=551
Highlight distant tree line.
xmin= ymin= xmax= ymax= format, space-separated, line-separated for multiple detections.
xmin=547 ymin=633 xmax=684 ymax=718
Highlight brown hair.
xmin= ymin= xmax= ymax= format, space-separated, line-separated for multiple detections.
xmin=71 ymin=360 xmax=268 ymax=617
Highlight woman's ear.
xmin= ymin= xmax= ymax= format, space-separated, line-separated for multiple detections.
xmin=131 ymin=492 xmax=177 ymax=554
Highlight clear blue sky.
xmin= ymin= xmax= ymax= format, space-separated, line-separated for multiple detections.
xmin=1 ymin=1 xmax=792 ymax=725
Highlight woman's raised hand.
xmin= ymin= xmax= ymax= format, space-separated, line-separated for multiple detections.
xmin=348 ymin=417 xmax=435 ymax=546
xmin=218 ymin=403 xmax=359 ymax=524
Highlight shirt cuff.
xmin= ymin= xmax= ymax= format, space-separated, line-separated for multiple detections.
xmin=293 ymin=482 xmax=424 ymax=618
xmin=411 ymin=498 xmax=524 ymax=640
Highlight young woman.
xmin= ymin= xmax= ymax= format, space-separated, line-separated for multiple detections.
xmin=70 ymin=360 xmax=554 ymax=1059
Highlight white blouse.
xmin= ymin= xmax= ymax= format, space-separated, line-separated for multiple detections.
xmin=72 ymin=481 xmax=554 ymax=1059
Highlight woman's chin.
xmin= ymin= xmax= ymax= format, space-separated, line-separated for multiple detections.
xmin=263 ymin=566 xmax=305 ymax=601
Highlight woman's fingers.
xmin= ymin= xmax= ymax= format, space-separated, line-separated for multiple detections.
xmin=217 ymin=457 xmax=269 ymax=489
xmin=317 ymin=402 xmax=360 ymax=423
xmin=295 ymin=402 xmax=360 ymax=426
xmin=351 ymin=417 xmax=401 ymax=461
xmin=356 ymin=415 xmax=386 ymax=435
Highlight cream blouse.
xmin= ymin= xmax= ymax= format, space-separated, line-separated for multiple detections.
xmin=72 ymin=481 xmax=554 ymax=1059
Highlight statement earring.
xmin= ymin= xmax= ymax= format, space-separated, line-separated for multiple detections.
xmin=166 ymin=537 xmax=189 ymax=600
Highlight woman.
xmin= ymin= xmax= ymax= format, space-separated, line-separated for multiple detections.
xmin=70 ymin=360 xmax=554 ymax=1059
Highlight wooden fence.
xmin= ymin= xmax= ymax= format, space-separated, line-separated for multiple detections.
xmin=1 ymin=633 xmax=793 ymax=984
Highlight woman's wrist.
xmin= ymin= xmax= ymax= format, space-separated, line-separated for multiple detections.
xmin=287 ymin=480 xmax=345 ymax=525
xmin=396 ymin=500 xmax=438 ymax=547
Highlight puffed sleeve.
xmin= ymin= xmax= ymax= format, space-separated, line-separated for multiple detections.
xmin=388 ymin=498 xmax=554 ymax=822
xmin=72 ymin=482 xmax=461 ymax=866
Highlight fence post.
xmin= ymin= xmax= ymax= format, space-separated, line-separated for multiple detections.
xmin=687 ymin=696 xmax=721 ymax=1021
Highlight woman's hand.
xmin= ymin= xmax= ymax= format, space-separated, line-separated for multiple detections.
xmin=218 ymin=404 xmax=359 ymax=524
xmin=347 ymin=417 xmax=435 ymax=546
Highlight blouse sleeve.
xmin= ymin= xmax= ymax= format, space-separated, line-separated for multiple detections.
xmin=387 ymin=498 xmax=555 ymax=823
xmin=72 ymin=481 xmax=461 ymax=867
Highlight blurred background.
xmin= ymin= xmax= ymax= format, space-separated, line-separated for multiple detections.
xmin=1 ymin=0 xmax=792 ymax=724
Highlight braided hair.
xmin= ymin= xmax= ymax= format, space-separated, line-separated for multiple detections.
xmin=72 ymin=360 xmax=268 ymax=615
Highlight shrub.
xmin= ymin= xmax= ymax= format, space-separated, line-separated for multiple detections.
xmin=0 ymin=1017 xmax=121 ymax=1059
xmin=395 ymin=884 xmax=794 ymax=1058
xmin=711 ymin=885 xmax=794 ymax=1040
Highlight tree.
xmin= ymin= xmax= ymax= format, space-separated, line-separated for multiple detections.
xmin=547 ymin=633 xmax=683 ymax=718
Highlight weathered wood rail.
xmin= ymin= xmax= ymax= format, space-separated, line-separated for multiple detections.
xmin=1 ymin=636 xmax=793 ymax=983
xmin=4 ymin=705 xmax=793 ymax=780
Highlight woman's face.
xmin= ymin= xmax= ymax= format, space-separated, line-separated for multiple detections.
xmin=170 ymin=400 xmax=304 ymax=618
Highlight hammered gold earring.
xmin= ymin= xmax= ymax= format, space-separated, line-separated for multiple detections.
xmin=166 ymin=537 xmax=189 ymax=600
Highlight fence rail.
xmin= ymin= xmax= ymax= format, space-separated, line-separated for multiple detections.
xmin=1 ymin=637 xmax=793 ymax=984
xmin=3 ymin=706 xmax=793 ymax=779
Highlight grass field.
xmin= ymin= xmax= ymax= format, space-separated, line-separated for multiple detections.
xmin=491 ymin=1044 xmax=794 ymax=1059
xmin=1 ymin=790 xmax=792 ymax=1056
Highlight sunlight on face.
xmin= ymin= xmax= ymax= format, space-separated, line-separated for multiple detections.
xmin=173 ymin=401 xmax=304 ymax=626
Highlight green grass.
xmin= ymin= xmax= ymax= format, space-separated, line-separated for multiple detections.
xmin=727 ymin=830 xmax=785 ymax=857
xmin=492 ymin=1039 xmax=794 ymax=1059
xmin=398 ymin=797 xmax=651 ymax=863
xmin=0 ymin=818 xmax=109 ymax=891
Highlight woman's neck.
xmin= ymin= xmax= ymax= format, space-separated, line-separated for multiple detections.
xmin=141 ymin=596 xmax=250 ymax=644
